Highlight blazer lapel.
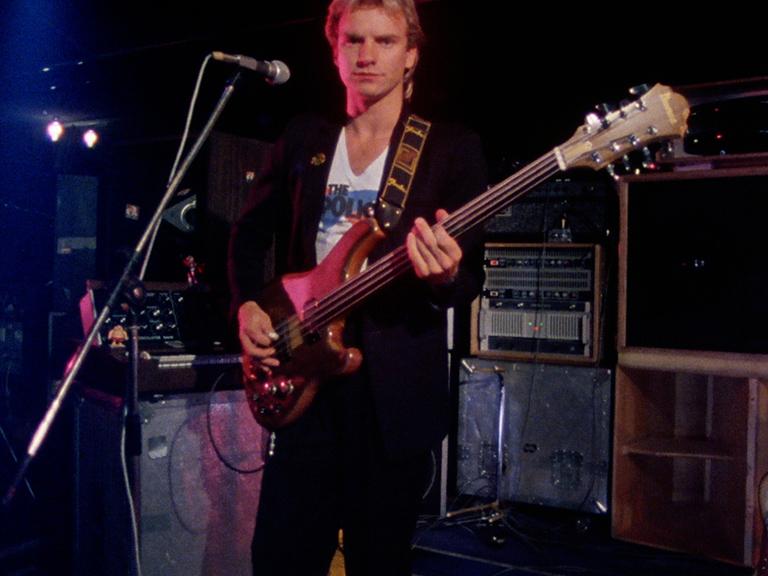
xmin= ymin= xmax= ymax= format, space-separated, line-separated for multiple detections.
xmin=292 ymin=121 xmax=341 ymax=269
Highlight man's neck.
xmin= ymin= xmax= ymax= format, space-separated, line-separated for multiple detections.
xmin=345 ymin=93 xmax=404 ymax=141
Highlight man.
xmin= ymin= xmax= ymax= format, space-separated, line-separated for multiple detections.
xmin=229 ymin=1 xmax=487 ymax=573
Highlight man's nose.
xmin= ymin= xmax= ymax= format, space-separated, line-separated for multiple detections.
xmin=357 ymin=39 xmax=376 ymax=65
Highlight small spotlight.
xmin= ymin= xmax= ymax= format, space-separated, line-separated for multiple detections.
xmin=47 ymin=120 xmax=64 ymax=142
xmin=83 ymin=129 xmax=99 ymax=148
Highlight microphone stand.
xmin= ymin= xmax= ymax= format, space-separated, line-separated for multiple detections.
xmin=444 ymin=364 xmax=509 ymax=544
xmin=2 ymin=71 xmax=243 ymax=508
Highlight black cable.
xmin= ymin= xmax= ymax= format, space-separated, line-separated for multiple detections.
xmin=205 ymin=367 xmax=265 ymax=474
xmin=421 ymin=447 xmax=438 ymax=501
xmin=166 ymin=409 xmax=206 ymax=536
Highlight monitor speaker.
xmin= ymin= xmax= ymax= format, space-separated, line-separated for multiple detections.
xmin=74 ymin=386 xmax=265 ymax=576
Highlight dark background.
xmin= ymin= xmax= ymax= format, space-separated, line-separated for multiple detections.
xmin=1 ymin=1 xmax=765 ymax=288
xmin=0 ymin=1 xmax=766 ymax=573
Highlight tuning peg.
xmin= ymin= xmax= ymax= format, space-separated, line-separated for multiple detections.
xmin=606 ymin=164 xmax=617 ymax=180
xmin=594 ymin=103 xmax=615 ymax=127
xmin=597 ymin=102 xmax=616 ymax=115
xmin=629 ymin=83 xmax=651 ymax=96
xmin=617 ymin=99 xmax=633 ymax=118
xmin=641 ymin=147 xmax=655 ymax=169
xmin=585 ymin=112 xmax=603 ymax=132
xmin=621 ymin=155 xmax=632 ymax=172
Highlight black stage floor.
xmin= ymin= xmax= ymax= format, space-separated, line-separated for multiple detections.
xmin=0 ymin=507 xmax=758 ymax=575
xmin=411 ymin=506 xmax=754 ymax=576
xmin=0 ymin=472 xmax=757 ymax=575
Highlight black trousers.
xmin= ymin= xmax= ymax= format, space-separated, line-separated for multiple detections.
xmin=251 ymin=377 xmax=432 ymax=576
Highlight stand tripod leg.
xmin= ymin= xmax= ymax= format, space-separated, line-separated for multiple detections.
xmin=446 ymin=365 xmax=506 ymax=520
xmin=0 ymin=422 xmax=34 ymax=501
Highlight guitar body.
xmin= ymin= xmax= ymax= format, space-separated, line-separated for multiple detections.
xmin=244 ymin=217 xmax=385 ymax=429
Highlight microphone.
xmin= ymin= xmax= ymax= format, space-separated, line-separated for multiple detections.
xmin=212 ymin=51 xmax=290 ymax=85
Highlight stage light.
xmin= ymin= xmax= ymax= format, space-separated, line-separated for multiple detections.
xmin=82 ymin=129 xmax=99 ymax=148
xmin=47 ymin=120 xmax=64 ymax=142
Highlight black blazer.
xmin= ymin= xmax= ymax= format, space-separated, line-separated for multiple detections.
xmin=229 ymin=111 xmax=487 ymax=456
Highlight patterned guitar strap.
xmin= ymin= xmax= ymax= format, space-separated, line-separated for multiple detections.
xmin=374 ymin=114 xmax=431 ymax=230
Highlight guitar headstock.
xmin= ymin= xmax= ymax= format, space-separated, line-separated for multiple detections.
xmin=555 ymin=83 xmax=689 ymax=173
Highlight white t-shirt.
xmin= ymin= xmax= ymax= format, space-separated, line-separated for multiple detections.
xmin=315 ymin=127 xmax=387 ymax=264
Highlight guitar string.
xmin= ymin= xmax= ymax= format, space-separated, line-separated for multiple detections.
xmin=301 ymin=154 xmax=562 ymax=329
xmin=265 ymin=152 xmax=563 ymax=359
xmin=265 ymin=92 xmax=683 ymax=364
xmin=296 ymin=99 xmax=668 ymax=335
xmin=273 ymin=153 xmax=561 ymax=355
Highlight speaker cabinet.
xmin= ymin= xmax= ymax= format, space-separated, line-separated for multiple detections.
xmin=456 ymin=359 xmax=611 ymax=514
xmin=74 ymin=387 xmax=265 ymax=575
xmin=53 ymin=175 xmax=98 ymax=313
xmin=620 ymin=167 xmax=768 ymax=354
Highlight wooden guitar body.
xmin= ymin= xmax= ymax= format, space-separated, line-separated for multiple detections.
xmin=243 ymin=217 xmax=385 ymax=429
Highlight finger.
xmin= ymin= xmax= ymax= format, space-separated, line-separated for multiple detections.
xmin=434 ymin=226 xmax=462 ymax=263
xmin=416 ymin=215 xmax=461 ymax=268
xmin=407 ymin=232 xmax=431 ymax=278
xmin=412 ymin=217 xmax=439 ymax=250
xmin=240 ymin=310 xmax=278 ymax=347
xmin=239 ymin=333 xmax=281 ymax=367
xmin=413 ymin=233 xmax=447 ymax=276
xmin=241 ymin=326 xmax=274 ymax=348
xmin=409 ymin=231 xmax=447 ymax=278
xmin=242 ymin=352 xmax=280 ymax=376
xmin=238 ymin=301 xmax=275 ymax=331
xmin=239 ymin=320 xmax=279 ymax=354
xmin=239 ymin=332 xmax=276 ymax=359
xmin=433 ymin=248 xmax=458 ymax=275
xmin=414 ymin=220 xmax=458 ymax=271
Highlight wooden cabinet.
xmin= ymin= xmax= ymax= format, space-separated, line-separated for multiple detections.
xmin=612 ymin=350 xmax=767 ymax=566
xmin=613 ymin=169 xmax=768 ymax=566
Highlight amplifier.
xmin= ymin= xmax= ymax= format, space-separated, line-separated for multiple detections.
xmin=78 ymin=281 xmax=239 ymax=394
xmin=79 ymin=281 xmax=229 ymax=354
xmin=74 ymin=388 xmax=264 ymax=576
xmin=471 ymin=243 xmax=601 ymax=364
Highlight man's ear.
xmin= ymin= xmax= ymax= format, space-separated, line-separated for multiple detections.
xmin=405 ymin=46 xmax=418 ymax=72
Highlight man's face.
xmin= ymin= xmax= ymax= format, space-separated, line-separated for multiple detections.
xmin=335 ymin=6 xmax=417 ymax=106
